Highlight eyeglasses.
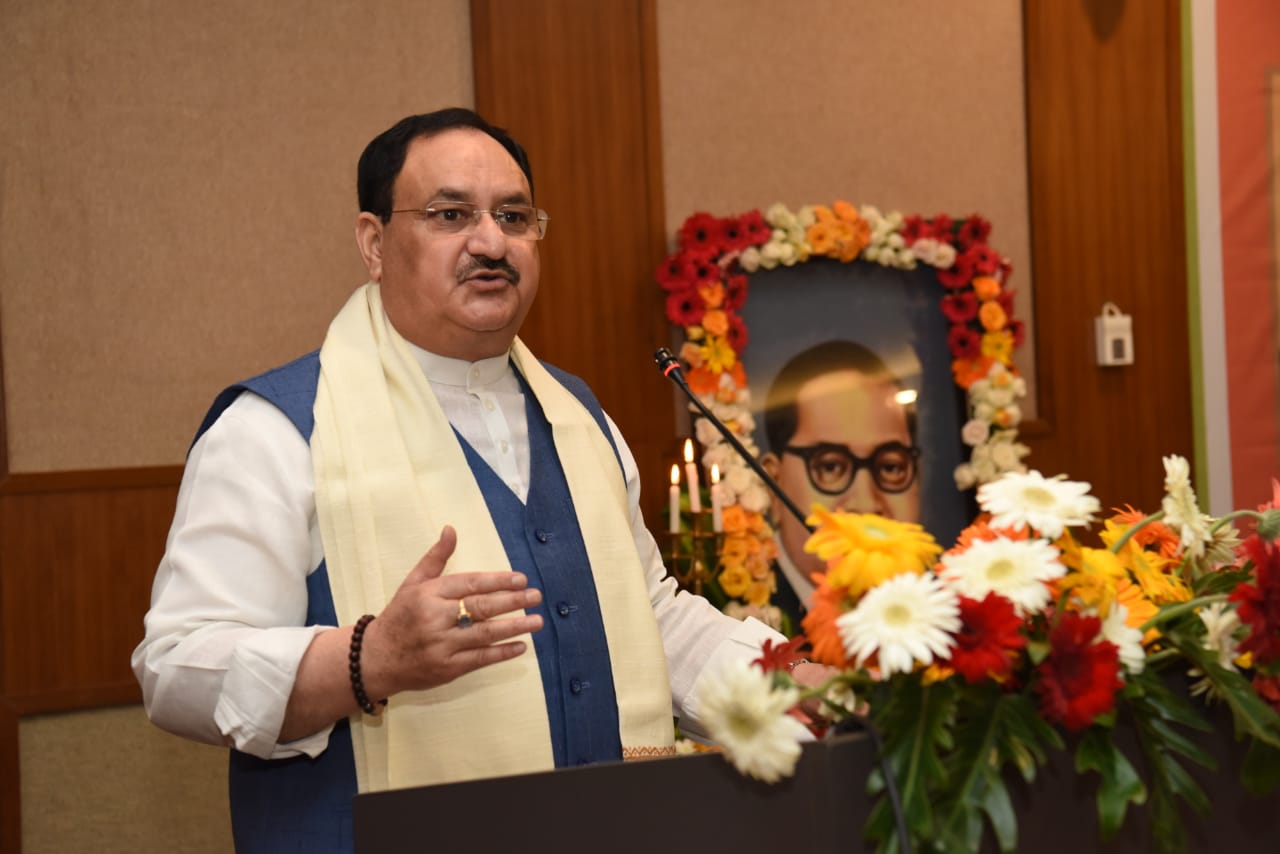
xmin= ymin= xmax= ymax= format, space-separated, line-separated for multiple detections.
xmin=782 ymin=441 xmax=920 ymax=495
xmin=389 ymin=200 xmax=549 ymax=240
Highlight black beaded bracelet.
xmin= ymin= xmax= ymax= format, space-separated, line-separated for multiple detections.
xmin=349 ymin=614 xmax=387 ymax=716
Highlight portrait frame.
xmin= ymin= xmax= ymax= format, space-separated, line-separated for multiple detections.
xmin=657 ymin=201 xmax=1028 ymax=626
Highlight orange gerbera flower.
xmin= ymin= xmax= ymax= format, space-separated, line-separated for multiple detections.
xmin=702 ymin=308 xmax=729 ymax=337
xmin=978 ymin=300 xmax=1008 ymax=332
xmin=807 ymin=221 xmax=838 ymax=255
xmin=972 ymin=276 xmax=1002 ymax=300
xmin=721 ymin=505 xmax=749 ymax=534
xmin=684 ymin=364 xmax=718 ymax=396
xmin=802 ymin=578 xmax=855 ymax=668
xmin=832 ymin=199 xmax=860 ymax=223
xmin=1106 ymin=507 xmax=1182 ymax=560
xmin=952 ymin=355 xmax=996 ymax=388
xmin=697 ymin=281 xmax=725 ymax=309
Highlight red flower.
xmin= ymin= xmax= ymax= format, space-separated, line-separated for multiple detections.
xmin=901 ymin=215 xmax=927 ymax=243
xmin=739 ymin=209 xmax=771 ymax=247
xmin=754 ymin=636 xmax=810 ymax=673
xmin=656 ymin=251 xmax=697 ymax=292
xmin=937 ymin=252 xmax=976 ymax=289
xmin=718 ymin=216 xmax=748 ymax=251
xmin=947 ymin=593 xmax=1026 ymax=683
xmin=726 ymin=313 xmax=749 ymax=352
xmin=941 ymin=292 xmax=979 ymax=324
xmin=1035 ymin=612 xmax=1123 ymax=731
xmin=723 ymin=273 xmax=749 ymax=312
xmin=1007 ymin=320 xmax=1026 ymax=348
xmin=1253 ymin=672 xmax=1280 ymax=712
xmin=948 ymin=326 xmax=982 ymax=360
xmin=679 ymin=212 xmax=725 ymax=254
xmin=998 ymin=257 xmax=1014 ymax=285
xmin=956 ymin=215 xmax=992 ymax=248
xmin=969 ymin=244 xmax=1002 ymax=275
xmin=665 ymin=289 xmax=705 ymax=327
xmin=996 ymin=288 xmax=1016 ymax=318
xmin=1228 ymin=535 xmax=1280 ymax=667
xmin=931 ymin=214 xmax=955 ymax=240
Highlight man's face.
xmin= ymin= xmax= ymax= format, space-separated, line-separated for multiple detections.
xmin=770 ymin=368 xmax=921 ymax=581
xmin=357 ymin=128 xmax=540 ymax=360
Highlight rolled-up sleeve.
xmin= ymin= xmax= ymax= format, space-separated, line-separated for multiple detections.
xmin=131 ymin=392 xmax=334 ymax=759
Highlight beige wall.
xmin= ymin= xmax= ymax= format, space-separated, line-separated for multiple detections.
xmin=0 ymin=0 xmax=473 ymax=472
xmin=2 ymin=0 xmax=1031 ymax=471
xmin=657 ymin=0 xmax=1035 ymax=404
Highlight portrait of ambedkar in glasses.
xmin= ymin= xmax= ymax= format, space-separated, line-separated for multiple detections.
xmin=760 ymin=339 xmax=923 ymax=621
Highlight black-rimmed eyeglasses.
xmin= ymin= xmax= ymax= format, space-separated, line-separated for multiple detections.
xmin=782 ymin=441 xmax=920 ymax=495
xmin=389 ymin=200 xmax=550 ymax=240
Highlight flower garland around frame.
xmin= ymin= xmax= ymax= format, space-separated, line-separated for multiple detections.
xmin=657 ymin=201 xmax=1030 ymax=625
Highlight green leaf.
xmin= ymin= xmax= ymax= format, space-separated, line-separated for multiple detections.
xmin=864 ymin=678 xmax=958 ymax=850
xmin=1241 ymin=738 xmax=1280 ymax=795
xmin=1162 ymin=629 xmax=1280 ymax=748
xmin=1075 ymin=727 xmax=1146 ymax=839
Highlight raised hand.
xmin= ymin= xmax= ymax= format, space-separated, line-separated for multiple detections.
xmin=361 ymin=525 xmax=544 ymax=698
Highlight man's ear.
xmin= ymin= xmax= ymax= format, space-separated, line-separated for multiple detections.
xmin=761 ymin=451 xmax=780 ymax=480
xmin=355 ymin=212 xmax=384 ymax=282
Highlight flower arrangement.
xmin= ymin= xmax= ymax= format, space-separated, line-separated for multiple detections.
xmin=657 ymin=202 xmax=1029 ymax=624
xmin=696 ymin=457 xmax=1280 ymax=852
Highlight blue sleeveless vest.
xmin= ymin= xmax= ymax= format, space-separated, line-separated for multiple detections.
xmin=198 ymin=351 xmax=628 ymax=853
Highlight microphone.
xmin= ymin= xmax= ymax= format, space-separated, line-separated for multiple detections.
xmin=653 ymin=348 xmax=814 ymax=532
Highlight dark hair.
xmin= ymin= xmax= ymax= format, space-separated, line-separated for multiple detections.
xmin=763 ymin=339 xmax=918 ymax=453
xmin=356 ymin=107 xmax=534 ymax=223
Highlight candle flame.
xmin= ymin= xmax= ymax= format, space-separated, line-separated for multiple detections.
xmin=710 ymin=464 xmax=720 ymax=484
xmin=683 ymin=438 xmax=694 ymax=464
xmin=670 ymin=463 xmax=680 ymax=485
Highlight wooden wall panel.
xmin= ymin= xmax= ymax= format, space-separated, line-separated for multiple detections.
xmin=1022 ymin=0 xmax=1192 ymax=512
xmin=471 ymin=0 xmax=680 ymax=525
xmin=0 ymin=471 xmax=178 ymax=713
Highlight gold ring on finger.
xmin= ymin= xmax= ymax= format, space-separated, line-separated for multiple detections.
xmin=456 ymin=598 xmax=474 ymax=628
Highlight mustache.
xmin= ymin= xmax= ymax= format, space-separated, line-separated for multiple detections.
xmin=458 ymin=256 xmax=520 ymax=285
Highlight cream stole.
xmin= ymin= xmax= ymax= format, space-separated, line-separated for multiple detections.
xmin=311 ymin=283 xmax=674 ymax=792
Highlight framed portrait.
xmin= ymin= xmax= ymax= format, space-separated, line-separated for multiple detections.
xmin=737 ymin=258 xmax=972 ymax=550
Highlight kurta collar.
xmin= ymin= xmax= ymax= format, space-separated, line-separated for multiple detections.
xmin=405 ymin=341 xmax=513 ymax=389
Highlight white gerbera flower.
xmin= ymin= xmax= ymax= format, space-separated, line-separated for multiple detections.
xmin=978 ymin=470 xmax=1100 ymax=539
xmin=1199 ymin=602 xmax=1241 ymax=671
xmin=938 ymin=537 xmax=1065 ymax=616
xmin=1161 ymin=455 xmax=1213 ymax=560
xmin=837 ymin=572 xmax=961 ymax=677
xmin=698 ymin=658 xmax=809 ymax=783
xmin=1099 ymin=604 xmax=1145 ymax=676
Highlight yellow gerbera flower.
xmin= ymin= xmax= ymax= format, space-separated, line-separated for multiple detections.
xmin=804 ymin=506 xmax=941 ymax=599
xmin=1058 ymin=547 xmax=1128 ymax=615
xmin=699 ymin=335 xmax=736 ymax=373
xmin=718 ymin=563 xmax=751 ymax=598
xmin=981 ymin=329 xmax=1014 ymax=363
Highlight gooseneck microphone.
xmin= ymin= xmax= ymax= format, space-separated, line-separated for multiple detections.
xmin=653 ymin=348 xmax=814 ymax=533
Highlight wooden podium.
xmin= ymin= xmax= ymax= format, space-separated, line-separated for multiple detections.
xmin=354 ymin=724 xmax=1280 ymax=853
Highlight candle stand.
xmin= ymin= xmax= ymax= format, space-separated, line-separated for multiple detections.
xmin=662 ymin=509 xmax=724 ymax=596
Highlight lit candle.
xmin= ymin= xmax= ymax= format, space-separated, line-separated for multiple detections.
xmin=683 ymin=439 xmax=702 ymax=512
xmin=669 ymin=464 xmax=681 ymax=533
xmin=710 ymin=464 xmax=724 ymax=533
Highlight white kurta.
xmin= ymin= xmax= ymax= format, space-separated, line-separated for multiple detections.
xmin=132 ymin=345 xmax=783 ymax=760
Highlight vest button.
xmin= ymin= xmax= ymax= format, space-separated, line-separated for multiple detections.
xmin=557 ymin=602 xmax=572 ymax=617
xmin=534 ymin=529 xmax=550 ymax=543
xmin=569 ymin=678 xmax=584 ymax=694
